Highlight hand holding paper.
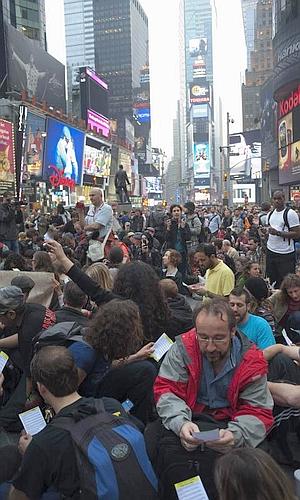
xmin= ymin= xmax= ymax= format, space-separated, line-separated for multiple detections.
xmin=151 ymin=333 xmax=173 ymax=362
xmin=19 ymin=407 xmax=46 ymax=436
xmin=192 ymin=429 xmax=220 ymax=442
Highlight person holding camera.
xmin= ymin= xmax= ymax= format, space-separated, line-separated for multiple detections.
xmin=165 ymin=204 xmax=191 ymax=276
xmin=0 ymin=192 xmax=23 ymax=254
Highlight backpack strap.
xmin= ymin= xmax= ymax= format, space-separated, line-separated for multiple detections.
xmin=267 ymin=210 xmax=274 ymax=225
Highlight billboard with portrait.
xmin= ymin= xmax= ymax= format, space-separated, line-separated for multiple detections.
xmin=83 ymin=137 xmax=111 ymax=178
xmin=193 ymin=142 xmax=210 ymax=178
xmin=23 ymin=112 xmax=46 ymax=177
xmin=43 ymin=118 xmax=84 ymax=187
xmin=3 ymin=23 xmax=66 ymax=110
xmin=0 ymin=119 xmax=15 ymax=195
xmin=189 ymin=38 xmax=207 ymax=57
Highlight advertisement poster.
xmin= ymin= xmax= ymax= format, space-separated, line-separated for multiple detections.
xmin=229 ymin=130 xmax=261 ymax=178
xmin=190 ymin=82 xmax=210 ymax=105
xmin=83 ymin=143 xmax=111 ymax=178
xmin=0 ymin=119 xmax=15 ymax=195
xmin=193 ymin=143 xmax=210 ymax=178
xmin=5 ymin=23 xmax=66 ymax=110
xmin=189 ymin=38 xmax=207 ymax=57
xmin=278 ymin=99 xmax=300 ymax=184
xmin=43 ymin=118 xmax=84 ymax=187
xmin=145 ymin=177 xmax=162 ymax=194
xmin=131 ymin=158 xmax=140 ymax=196
xmin=24 ymin=112 xmax=46 ymax=177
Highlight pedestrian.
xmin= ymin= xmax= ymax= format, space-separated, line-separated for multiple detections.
xmin=114 ymin=164 xmax=131 ymax=203
xmin=165 ymin=205 xmax=191 ymax=276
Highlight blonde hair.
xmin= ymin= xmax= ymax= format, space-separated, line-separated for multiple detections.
xmin=86 ymin=262 xmax=113 ymax=290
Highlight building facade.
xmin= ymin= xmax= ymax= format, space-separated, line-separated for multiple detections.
xmin=93 ymin=0 xmax=149 ymax=142
xmin=270 ymin=0 xmax=300 ymax=197
xmin=242 ymin=0 xmax=273 ymax=131
xmin=241 ymin=0 xmax=258 ymax=68
xmin=64 ymin=0 xmax=95 ymax=115
xmin=1 ymin=0 xmax=46 ymax=49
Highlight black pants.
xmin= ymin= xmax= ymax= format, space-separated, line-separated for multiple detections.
xmin=117 ymin=186 xmax=130 ymax=203
xmin=268 ymin=353 xmax=300 ymax=384
xmin=97 ymin=360 xmax=158 ymax=424
xmin=266 ymin=249 xmax=295 ymax=288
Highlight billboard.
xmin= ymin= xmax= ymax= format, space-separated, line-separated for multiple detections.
xmin=193 ymin=142 xmax=210 ymax=188
xmin=189 ymin=38 xmax=207 ymax=57
xmin=278 ymin=86 xmax=300 ymax=184
xmin=0 ymin=119 xmax=15 ymax=195
xmin=83 ymin=137 xmax=111 ymax=178
xmin=190 ymin=82 xmax=210 ymax=105
xmin=80 ymin=67 xmax=109 ymax=135
xmin=43 ymin=118 xmax=84 ymax=188
xmin=3 ymin=23 xmax=66 ymax=110
xmin=131 ymin=158 xmax=140 ymax=196
xmin=229 ymin=130 xmax=262 ymax=178
xmin=118 ymin=149 xmax=132 ymax=183
xmin=23 ymin=112 xmax=46 ymax=177
xmin=145 ymin=177 xmax=163 ymax=194
xmin=134 ymin=107 xmax=151 ymax=124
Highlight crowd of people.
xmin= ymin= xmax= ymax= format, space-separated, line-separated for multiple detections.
xmin=0 ymin=187 xmax=300 ymax=498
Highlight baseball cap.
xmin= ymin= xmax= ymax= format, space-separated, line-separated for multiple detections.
xmin=11 ymin=275 xmax=35 ymax=293
xmin=127 ymin=232 xmax=135 ymax=237
xmin=0 ymin=286 xmax=24 ymax=315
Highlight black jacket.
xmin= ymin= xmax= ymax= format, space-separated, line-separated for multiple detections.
xmin=165 ymin=295 xmax=193 ymax=340
xmin=115 ymin=169 xmax=129 ymax=188
xmin=165 ymin=221 xmax=191 ymax=255
xmin=55 ymin=307 xmax=89 ymax=326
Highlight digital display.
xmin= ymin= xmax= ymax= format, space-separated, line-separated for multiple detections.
xmin=83 ymin=138 xmax=111 ymax=178
xmin=80 ymin=67 xmax=109 ymax=129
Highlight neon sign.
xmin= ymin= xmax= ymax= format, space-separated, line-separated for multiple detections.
xmin=49 ymin=165 xmax=75 ymax=189
xmin=279 ymin=85 xmax=300 ymax=118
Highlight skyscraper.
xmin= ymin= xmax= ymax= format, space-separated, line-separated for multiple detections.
xmin=242 ymin=0 xmax=273 ymax=131
xmin=64 ymin=0 xmax=95 ymax=114
xmin=1 ymin=0 xmax=46 ymax=49
xmin=93 ymin=0 xmax=150 ymax=143
xmin=241 ymin=0 xmax=258 ymax=68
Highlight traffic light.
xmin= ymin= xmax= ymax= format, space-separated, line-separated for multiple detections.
xmin=224 ymin=172 xmax=228 ymax=182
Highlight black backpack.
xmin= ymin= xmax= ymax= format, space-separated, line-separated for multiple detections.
xmin=51 ymin=398 xmax=158 ymax=500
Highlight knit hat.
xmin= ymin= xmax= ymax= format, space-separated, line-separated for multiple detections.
xmin=244 ymin=277 xmax=268 ymax=301
xmin=0 ymin=286 xmax=24 ymax=314
xmin=11 ymin=275 xmax=35 ymax=293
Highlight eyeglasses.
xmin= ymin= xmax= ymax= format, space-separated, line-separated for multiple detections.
xmin=197 ymin=336 xmax=228 ymax=345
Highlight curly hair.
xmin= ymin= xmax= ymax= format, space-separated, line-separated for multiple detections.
xmin=85 ymin=299 xmax=144 ymax=360
xmin=3 ymin=253 xmax=28 ymax=271
xmin=85 ymin=262 xmax=113 ymax=290
xmin=280 ymin=273 xmax=300 ymax=303
xmin=164 ymin=249 xmax=182 ymax=266
xmin=113 ymin=261 xmax=170 ymax=341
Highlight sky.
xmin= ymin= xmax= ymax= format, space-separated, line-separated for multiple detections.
xmin=45 ymin=0 xmax=246 ymax=158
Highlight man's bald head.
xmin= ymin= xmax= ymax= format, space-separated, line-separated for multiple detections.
xmin=89 ymin=188 xmax=103 ymax=207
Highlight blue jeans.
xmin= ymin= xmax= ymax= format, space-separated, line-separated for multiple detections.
xmin=2 ymin=240 xmax=19 ymax=254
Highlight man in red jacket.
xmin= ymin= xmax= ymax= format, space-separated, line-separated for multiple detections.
xmin=154 ymin=299 xmax=274 ymax=498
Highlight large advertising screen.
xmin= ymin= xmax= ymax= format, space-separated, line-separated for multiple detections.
xmin=80 ymin=67 xmax=109 ymax=136
xmin=0 ymin=119 xmax=15 ymax=195
xmin=4 ymin=23 xmax=66 ymax=110
xmin=190 ymin=82 xmax=210 ymax=105
xmin=278 ymin=86 xmax=300 ymax=184
xmin=83 ymin=137 xmax=111 ymax=178
xmin=43 ymin=118 xmax=84 ymax=187
xmin=229 ymin=130 xmax=262 ymax=178
xmin=193 ymin=142 xmax=210 ymax=188
xmin=145 ymin=177 xmax=162 ymax=194
xmin=189 ymin=38 xmax=207 ymax=57
xmin=23 ymin=112 xmax=46 ymax=177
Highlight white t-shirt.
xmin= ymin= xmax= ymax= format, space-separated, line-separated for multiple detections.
xmin=267 ymin=208 xmax=299 ymax=254
xmin=85 ymin=203 xmax=113 ymax=238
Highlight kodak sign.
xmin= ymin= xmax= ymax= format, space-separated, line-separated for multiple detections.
xmin=279 ymin=85 xmax=300 ymax=118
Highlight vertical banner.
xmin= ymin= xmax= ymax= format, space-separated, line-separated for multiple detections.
xmin=0 ymin=119 xmax=15 ymax=195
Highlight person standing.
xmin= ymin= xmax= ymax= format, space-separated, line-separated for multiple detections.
xmin=208 ymin=207 xmax=221 ymax=239
xmin=114 ymin=164 xmax=130 ymax=203
xmin=183 ymin=201 xmax=202 ymax=250
xmin=266 ymin=191 xmax=300 ymax=288
xmin=0 ymin=192 xmax=21 ymax=253
xmin=84 ymin=188 xmax=113 ymax=239
xmin=165 ymin=205 xmax=191 ymax=276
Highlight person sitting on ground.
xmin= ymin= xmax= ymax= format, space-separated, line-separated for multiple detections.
xmin=85 ymin=261 xmax=113 ymax=291
xmin=268 ymin=273 xmax=300 ymax=343
xmin=213 ymin=239 xmax=236 ymax=274
xmin=222 ymin=239 xmax=239 ymax=263
xmin=246 ymin=237 xmax=261 ymax=263
xmin=214 ymin=448 xmax=296 ymax=500
xmin=46 ymin=240 xmax=170 ymax=342
xmin=10 ymin=346 xmax=156 ymax=499
xmin=161 ymin=249 xmax=185 ymax=295
xmin=10 ymin=276 xmax=35 ymax=303
xmin=235 ymin=260 xmax=261 ymax=288
xmin=264 ymin=344 xmax=300 ymax=404
xmin=229 ymin=287 xmax=275 ymax=349
xmin=244 ymin=277 xmax=276 ymax=336
xmin=68 ymin=299 xmax=157 ymax=424
xmin=159 ymin=279 xmax=193 ymax=339
xmin=32 ymin=250 xmax=55 ymax=273
xmin=188 ymin=244 xmax=235 ymax=299
xmin=3 ymin=253 xmax=29 ymax=272
xmin=55 ymin=281 xmax=89 ymax=326
xmin=154 ymin=299 xmax=273 ymax=499
xmin=107 ymin=246 xmax=124 ymax=282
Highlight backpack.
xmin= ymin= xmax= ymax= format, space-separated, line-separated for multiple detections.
xmin=51 ymin=398 xmax=158 ymax=500
xmin=33 ymin=321 xmax=84 ymax=352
